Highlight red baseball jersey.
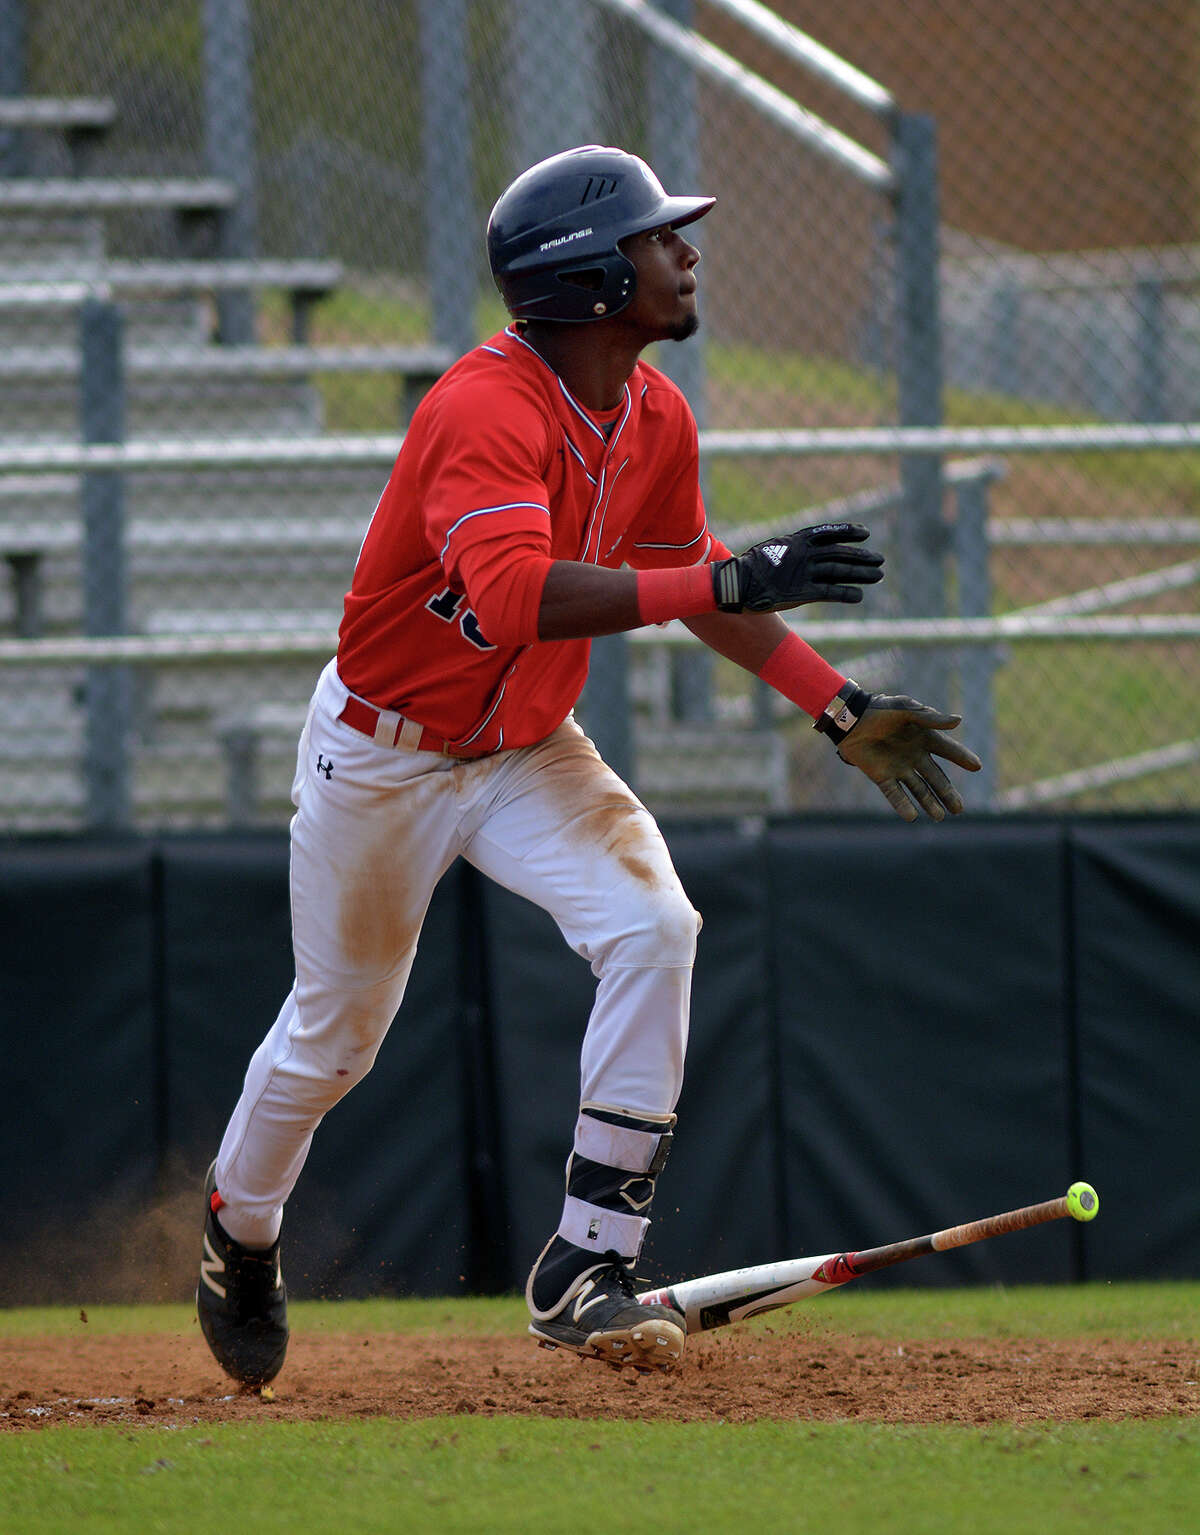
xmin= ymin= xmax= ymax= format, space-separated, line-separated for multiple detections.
xmin=338 ymin=325 xmax=720 ymax=753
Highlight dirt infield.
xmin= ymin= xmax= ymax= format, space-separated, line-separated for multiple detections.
xmin=2 ymin=1327 xmax=1196 ymax=1431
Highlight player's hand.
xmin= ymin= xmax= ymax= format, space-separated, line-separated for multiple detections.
xmin=836 ymin=693 xmax=983 ymax=822
xmin=712 ymin=522 xmax=885 ymax=612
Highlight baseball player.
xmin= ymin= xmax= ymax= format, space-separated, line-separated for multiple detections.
xmin=196 ymin=144 xmax=980 ymax=1384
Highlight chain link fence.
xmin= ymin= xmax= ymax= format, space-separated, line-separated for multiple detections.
xmin=1 ymin=0 xmax=1197 ymax=830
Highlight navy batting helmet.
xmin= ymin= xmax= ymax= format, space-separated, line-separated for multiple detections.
xmin=486 ymin=144 xmax=715 ymax=323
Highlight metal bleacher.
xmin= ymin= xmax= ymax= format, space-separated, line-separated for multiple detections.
xmin=1 ymin=88 xmax=802 ymax=831
xmin=0 ymin=91 xmax=453 ymax=830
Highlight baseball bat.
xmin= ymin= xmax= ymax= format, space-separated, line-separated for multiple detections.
xmin=637 ymin=1184 xmax=1099 ymax=1335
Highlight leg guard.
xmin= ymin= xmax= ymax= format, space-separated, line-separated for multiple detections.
xmin=527 ymin=1101 xmax=676 ymax=1318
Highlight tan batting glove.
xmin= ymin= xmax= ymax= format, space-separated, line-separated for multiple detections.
xmin=829 ymin=690 xmax=983 ymax=823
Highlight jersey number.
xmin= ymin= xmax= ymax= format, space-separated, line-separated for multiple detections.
xmin=425 ymin=587 xmax=495 ymax=651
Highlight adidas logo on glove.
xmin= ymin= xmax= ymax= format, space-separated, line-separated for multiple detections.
xmin=761 ymin=543 xmax=788 ymax=565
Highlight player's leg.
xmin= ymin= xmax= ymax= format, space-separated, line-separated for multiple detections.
xmin=214 ymin=704 xmax=459 ymax=1239
xmin=198 ymin=666 xmax=461 ymax=1383
xmin=461 ymin=717 xmax=698 ymax=1367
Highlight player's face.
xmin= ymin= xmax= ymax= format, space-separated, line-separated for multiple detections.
xmin=618 ymin=224 xmax=702 ymax=342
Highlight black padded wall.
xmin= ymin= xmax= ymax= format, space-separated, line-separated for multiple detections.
xmin=2 ymin=816 xmax=1197 ymax=1300
xmin=769 ymin=820 xmax=1077 ymax=1286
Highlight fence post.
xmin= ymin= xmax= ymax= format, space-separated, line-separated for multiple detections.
xmin=507 ymin=0 xmax=599 ymax=169
xmin=1134 ymin=275 xmax=1166 ymax=423
xmin=953 ymin=470 xmax=998 ymax=807
xmin=0 ymin=0 xmax=26 ymax=177
xmin=418 ymin=0 xmax=476 ymax=361
xmin=892 ymin=112 xmax=948 ymax=708
xmin=1083 ymin=292 xmax=1123 ymax=419
xmin=505 ymin=0 xmax=628 ymax=774
xmin=80 ymin=298 xmax=132 ymax=830
xmin=650 ymin=0 xmax=714 ymax=727
xmin=203 ymin=0 xmax=258 ymax=343
xmin=988 ymin=278 xmax=1021 ymax=398
xmin=583 ymin=635 xmax=635 ymax=786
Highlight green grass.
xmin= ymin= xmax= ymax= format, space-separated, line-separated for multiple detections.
xmin=989 ymin=641 xmax=1200 ymax=804
xmin=1 ymin=1416 xmax=1197 ymax=1534
xmin=2 ymin=1280 xmax=1197 ymax=1343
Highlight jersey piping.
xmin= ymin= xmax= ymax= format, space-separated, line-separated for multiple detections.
xmin=440 ymin=501 xmax=551 ymax=562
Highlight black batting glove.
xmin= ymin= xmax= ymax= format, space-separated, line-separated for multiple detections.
xmin=817 ymin=684 xmax=983 ymax=823
xmin=712 ymin=522 xmax=885 ymax=613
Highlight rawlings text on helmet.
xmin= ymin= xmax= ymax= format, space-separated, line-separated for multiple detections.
xmin=539 ymin=226 xmax=594 ymax=252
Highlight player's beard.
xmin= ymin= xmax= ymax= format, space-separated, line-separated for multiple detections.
xmin=668 ymin=311 xmax=700 ymax=342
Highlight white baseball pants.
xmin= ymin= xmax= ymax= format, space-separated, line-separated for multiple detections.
xmin=214 ymin=660 xmax=700 ymax=1248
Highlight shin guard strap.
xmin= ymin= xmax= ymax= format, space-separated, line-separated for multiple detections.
xmin=576 ymin=1102 xmax=676 ymax=1176
xmin=558 ymin=1195 xmax=648 ymax=1260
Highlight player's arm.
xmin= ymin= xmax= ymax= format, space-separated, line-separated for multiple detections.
xmin=536 ymin=562 xmax=642 ymax=639
xmin=536 ymin=551 xmax=980 ymax=822
xmin=536 ymin=520 xmax=884 ymax=641
xmin=682 ymin=608 xmax=982 ymax=822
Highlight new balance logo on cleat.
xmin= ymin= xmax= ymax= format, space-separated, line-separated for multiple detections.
xmin=526 ymin=1248 xmax=686 ymax=1372
xmin=570 ymin=1284 xmax=611 ymax=1323
xmin=199 ymin=1230 xmax=226 ymax=1300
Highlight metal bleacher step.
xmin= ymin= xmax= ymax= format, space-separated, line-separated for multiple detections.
xmin=0 ymin=373 xmax=324 ymax=444
xmin=0 ymin=740 xmax=255 ymax=834
xmin=0 ymin=669 xmax=794 ymax=830
xmin=0 ymin=97 xmax=118 ymax=132
xmin=0 ymin=290 xmax=211 ymax=351
xmin=0 ymin=259 xmax=350 ymax=348
xmin=0 ymin=213 xmax=105 ymax=265
xmin=142 ymin=608 xmax=339 ymax=636
xmin=0 ymin=214 xmax=209 ymax=350
xmin=0 ymin=341 xmax=450 ymax=385
xmin=0 ymin=559 xmax=349 ymax=633
xmin=0 ymin=473 xmax=381 ymax=636
xmin=0 ymin=664 xmax=82 ymax=722
xmin=0 ymin=180 xmax=237 ymax=349
xmin=633 ymin=724 xmax=790 ymax=816
xmin=0 ymin=96 xmax=117 ymax=178
xmin=143 ymin=664 xmax=325 ymax=729
xmin=0 ymin=465 xmax=387 ymax=527
xmin=0 ymin=176 xmax=237 ymax=215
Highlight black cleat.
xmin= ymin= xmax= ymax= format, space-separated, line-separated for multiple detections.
xmin=196 ymin=1160 xmax=289 ymax=1386
xmin=528 ymin=1247 xmax=684 ymax=1371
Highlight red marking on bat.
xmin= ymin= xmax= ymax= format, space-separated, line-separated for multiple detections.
xmin=811 ymin=1252 xmax=860 ymax=1285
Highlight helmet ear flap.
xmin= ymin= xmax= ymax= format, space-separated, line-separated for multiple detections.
xmin=553 ymin=251 xmax=637 ymax=321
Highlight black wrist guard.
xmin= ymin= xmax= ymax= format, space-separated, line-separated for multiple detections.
xmin=711 ymin=557 xmax=743 ymax=612
xmin=813 ymin=680 xmax=872 ymax=744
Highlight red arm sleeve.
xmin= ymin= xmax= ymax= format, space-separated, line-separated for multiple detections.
xmin=452 ymin=538 xmax=553 ymax=647
xmin=417 ymin=376 xmax=557 ymax=646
